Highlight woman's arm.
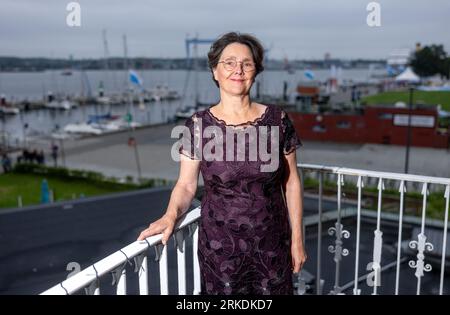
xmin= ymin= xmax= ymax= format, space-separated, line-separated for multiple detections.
xmin=137 ymin=154 xmax=200 ymax=244
xmin=282 ymin=150 xmax=307 ymax=273
xmin=165 ymin=154 xmax=201 ymax=219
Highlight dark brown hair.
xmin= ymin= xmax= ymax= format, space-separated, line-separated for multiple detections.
xmin=207 ymin=32 xmax=265 ymax=88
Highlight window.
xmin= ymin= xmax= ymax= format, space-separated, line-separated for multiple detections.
xmin=336 ymin=121 xmax=351 ymax=129
xmin=378 ymin=113 xmax=393 ymax=120
xmin=313 ymin=125 xmax=327 ymax=133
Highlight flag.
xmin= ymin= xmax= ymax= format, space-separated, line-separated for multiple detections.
xmin=41 ymin=179 xmax=50 ymax=204
xmin=129 ymin=70 xmax=143 ymax=87
xmin=304 ymin=70 xmax=315 ymax=80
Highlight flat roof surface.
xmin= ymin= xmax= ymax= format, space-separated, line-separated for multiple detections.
xmin=0 ymin=187 xmax=448 ymax=295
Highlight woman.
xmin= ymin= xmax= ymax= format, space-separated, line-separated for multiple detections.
xmin=138 ymin=32 xmax=306 ymax=295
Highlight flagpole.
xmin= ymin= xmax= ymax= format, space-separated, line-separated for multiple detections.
xmin=123 ymin=34 xmax=142 ymax=184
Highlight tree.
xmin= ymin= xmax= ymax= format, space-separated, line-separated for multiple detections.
xmin=445 ymin=58 xmax=450 ymax=79
xmin=410 ymin=44 xmax=449 ymax=79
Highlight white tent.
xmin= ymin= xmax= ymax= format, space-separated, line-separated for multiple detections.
xmin=395 ymin=67 xmax=420 ymax=82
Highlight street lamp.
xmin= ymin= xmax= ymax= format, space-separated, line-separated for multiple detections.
xmin=1 ymin=113 xmax=5 ymax=150
xmin=404 ymin=87 xmax=414 ymax=174
xmin=23 ymin=122 xmax=29 ymax=149
xmin=126 ymin=89 xmax=142 ymax=183
xmin=55 ymin=124 xmax=66 ymax=167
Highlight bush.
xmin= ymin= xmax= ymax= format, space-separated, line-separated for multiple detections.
xmin=47 ymin=167 xmax=70 ymax=178
xmin=12 ymin=163 xmax=174 ymax=191
xmin=68 ymin=169 xmax=86 ymax=178
xmin=85 ymin=171 xmax=105 ymax=182
xmin=125 ymin=175 xmax=134 ymax=184
xmin=107 ymin=176 xmax=119 ymax=183
xmin=13 ymin=163 xmax=45 ymax=174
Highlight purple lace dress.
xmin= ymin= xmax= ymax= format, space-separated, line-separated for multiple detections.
xmin=179 ymin=104 xmax=302 ymax=295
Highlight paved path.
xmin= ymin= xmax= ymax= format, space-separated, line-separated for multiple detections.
xmin=17 ymin=121 xmax=450 ymax=182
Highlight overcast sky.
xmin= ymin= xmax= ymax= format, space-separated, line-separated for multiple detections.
xmin=1 ymin=0 xmax=449 ymax=60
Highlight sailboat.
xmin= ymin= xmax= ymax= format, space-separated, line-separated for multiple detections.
xmin=143 ymin=85 xmax=180 ymax=102
xmin=96 ymin=81 xmax=111 ymax=105
xmin=0 ymin=94 xmax=20 ymax=115
xmin=60 ymin=69 xmax=73 ymax=76
xmin=44 ymin=91 xmax=76 ymax=110
xmin=45 ymin=65 xmax=77 ymax=110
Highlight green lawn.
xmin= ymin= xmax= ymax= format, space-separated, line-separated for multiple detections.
xmin=362 ymin=91 xmax=450 ymax=110
xmin=303 ymin=177 xmax=447 ymax=221
xmin=0 ymin=173 xmax=136 ymax=209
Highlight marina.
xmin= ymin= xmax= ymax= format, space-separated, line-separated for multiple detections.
xmin=0 ymin=68 xmax=387 ymax=143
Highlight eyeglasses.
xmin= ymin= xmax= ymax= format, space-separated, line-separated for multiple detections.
xmin=218 ymin=59 xmax=256 ymax=72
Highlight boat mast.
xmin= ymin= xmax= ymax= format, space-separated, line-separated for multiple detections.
xmin=123 ymin=34 xmax=131 ymax=114
xmin=193 ymin=33 xmax=199 ymax=106
xmin=123 ymin=33 xmax=142 ymax=183
xmin=102 ymin=29 xmax=110 ymax=73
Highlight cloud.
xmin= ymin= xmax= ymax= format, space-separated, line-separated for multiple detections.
xmin=0 ymin=0 xmax=449 ymax=59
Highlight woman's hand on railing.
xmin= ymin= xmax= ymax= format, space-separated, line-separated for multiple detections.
xmin=137 ymin=213 xmax=177 ymax=245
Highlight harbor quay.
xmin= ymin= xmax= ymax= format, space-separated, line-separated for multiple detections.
xmin=9 ymin=120 xmax=449 ymax=184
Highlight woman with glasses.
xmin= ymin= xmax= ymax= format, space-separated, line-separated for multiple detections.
xmin=138 ymin=32 xmax=306 ymax=295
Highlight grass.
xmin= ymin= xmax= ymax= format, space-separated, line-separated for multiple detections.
xmin=362 ymin=91 xmax=450 ymax=111
xmin=0 ymin=172 xmax=137 ymax=209
xmin=303 ymin=177 xmax=448 ymax=221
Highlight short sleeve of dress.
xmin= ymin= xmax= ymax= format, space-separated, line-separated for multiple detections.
xmin=178 ymin=114 xmax=201 ymax=160
xmin=281 ymin=110 xmax=303 ymax=155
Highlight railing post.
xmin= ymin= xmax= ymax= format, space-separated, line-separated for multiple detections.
xmin=116 ymin=268 xmax=127 ymax=295
xmin=158 ymin=244 xmax=169 ymax=295
xmin=316 ymin=172 xmax=323 ymax=295
xmin=371 ymin=177 xmax=384 ymax=295
xmin=439 ymin=185 xmax=450 ymax=295
xmin=134 ymin=252 xmax=149 ymax=295
xmin=353 ymin=176 xmax=363 ymax=295
xmin=409 ymin=183 xmax=433 ymax=295
xmin=395 ymin=180 xmax=406 ymax=295
xmin=84 ymin=281 xmax=100 ymax=295
xmin=329 ymin=173 xmax=350 ymax=294
xmin=175 ymin=229 xmax=188 ymax=295
xmin=192 ymin=223 xmax=201 ymax=295
xmin=335 ymin=174 xmax=343 ymax=293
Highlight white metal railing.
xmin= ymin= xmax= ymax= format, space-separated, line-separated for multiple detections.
xmin=40 ymin=163 xmax=450 ymax=295
xmin=298 ymin=163 xmax=450 ymax=295
xmin=40 ymin=207 xmax=201 ymax=295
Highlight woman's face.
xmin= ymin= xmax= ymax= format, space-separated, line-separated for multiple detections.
xmin=213 ymin=43 xmax=256 ymax=96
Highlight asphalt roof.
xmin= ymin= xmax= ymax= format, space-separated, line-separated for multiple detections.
xmin=0 ymin=187 xmax=448 ymax=295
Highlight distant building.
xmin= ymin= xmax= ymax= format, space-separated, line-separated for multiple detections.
xmin=387 ymin=48 xmax=412 ymax=76
xmin=288 ymin=104 xmax=449 ymax=148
